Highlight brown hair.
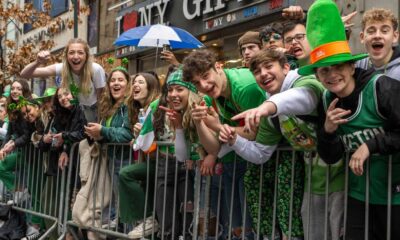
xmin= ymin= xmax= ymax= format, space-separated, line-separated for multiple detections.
xmin=249 ymin=49 xmax=288 ymax=73
xmin=127 ymin=72 xmax=160 ymax=129
xmin=98 ymin=69 xmax=131 ymax=121
xmin=362 ymin=8 xmax=398 ymax=31
xmin=7 ymin=79 xmax=32 ymax=121
xmin=282 ymin=19 xmax=306 ymax=36
xmin=182 ymin=49 xmax=217 ymax=83
xmin=61 ymin=38 xmax=93 ymax=96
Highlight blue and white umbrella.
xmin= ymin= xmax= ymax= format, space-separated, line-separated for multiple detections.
xmin=114 ymin=24 xmax=204 ymax=49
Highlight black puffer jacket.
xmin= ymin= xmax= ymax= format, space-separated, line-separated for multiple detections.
xmin=3 ymin=112 xmax=34 ymax=148
xmin=38 ymin=105 xmax=87 ymax=176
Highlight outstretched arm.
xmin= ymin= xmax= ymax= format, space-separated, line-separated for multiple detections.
xmin=20 ymin=51 xmax=56 ymax=78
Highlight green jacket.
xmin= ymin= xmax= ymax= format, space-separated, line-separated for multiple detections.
xmin=100 ymin=104 xmax=133 ymax=160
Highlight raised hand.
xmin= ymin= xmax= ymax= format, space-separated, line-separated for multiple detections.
xmin=160 ymin=50 xmax=180 ymax=66
xmin=159 ymin=105 xmax=183 ymax=129
xmin=191 ymin=102 xmax=209 ymax=124
xmin=282 ymin=6 xmax=305 ymax=20
xmin=342 ymin=11 xmax=357 ymax=28
xmin=37 ymin=51 xmax=51 ymax=65
xmin=232 ymin=102 xmax=274 ymax=133
xmin=324 ymin=98 xmax=351 ymax=134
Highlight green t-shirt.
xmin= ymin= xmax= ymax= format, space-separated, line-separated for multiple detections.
xmin=207 ymin=68 xmax=266 ymax=163
xmin=323 ymin=74 xmax=400 ymax=204
xmin=257 ymin=74 xmax=345 ymax=194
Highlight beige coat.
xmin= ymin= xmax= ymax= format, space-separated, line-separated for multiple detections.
xmin=72 ymin=139 xmax=112 ymax=229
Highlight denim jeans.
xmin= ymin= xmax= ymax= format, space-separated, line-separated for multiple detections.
xmin=222 ymin=160 xmax=253 ymax=231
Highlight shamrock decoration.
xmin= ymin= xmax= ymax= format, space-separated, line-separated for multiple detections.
xmin=69 ymin=82 xmax=80 ymax=105
xmin=8 ymin=103 xmax=16 ymax=111
xmin=69 ymin=82 xmax=80 ymax=97
xmin=70 ymin=98 xmax=79 ymax=105
xmin=107 ymin=57 xmax=115 ymax=65
xmin=17 ymin=96 xmax=28 ymax=109
xmin=7 ymin=96 xmax=29 ymax=111
xmin=122 ymin=57 xmax=129 ymax=65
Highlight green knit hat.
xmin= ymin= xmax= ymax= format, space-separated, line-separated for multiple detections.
xmin=35 ymin=87 xmax=57 ymax=102
xmin=167 ymin=69 xmax=197 ymax=93
xmin=298 ymin=0 xmax=368 ymax=75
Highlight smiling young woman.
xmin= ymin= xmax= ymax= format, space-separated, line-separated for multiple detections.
xmin=20 ymin=38 xmax=106 ymax=123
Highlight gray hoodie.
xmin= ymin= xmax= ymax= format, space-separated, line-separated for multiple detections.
xmin=356 ymin=46 xmax=400 ymax=81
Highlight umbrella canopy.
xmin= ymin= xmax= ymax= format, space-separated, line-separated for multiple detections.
xmin=114 ymin=24 xmax=204 ymax=49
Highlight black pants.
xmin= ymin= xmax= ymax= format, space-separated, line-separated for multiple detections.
xmin=155 ymin=163 xmax=194 ymax=240
xmin=346 ymin=197 xmax=400 ymax=240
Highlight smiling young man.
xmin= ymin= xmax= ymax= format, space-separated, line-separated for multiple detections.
xmin=296 ymin=0 xmax=400 ymax=239
xmin=182 ymin=49 xmax=266 ymax=239
xmin=356 ymin=8 xmax=400 ymax=80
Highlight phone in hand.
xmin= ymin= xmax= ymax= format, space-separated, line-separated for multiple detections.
xmin=161 ymin=44 xmax=171 ymax=60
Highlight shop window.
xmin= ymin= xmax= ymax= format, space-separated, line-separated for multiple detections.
xmin=50 ymin=0 xmax=69 ymax=17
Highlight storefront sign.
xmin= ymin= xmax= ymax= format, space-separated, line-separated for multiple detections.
xmin=183 ymin=0 xmax=226 ymax=20
xmin=116 ymin=46 xmax=137 ymax=58
xmin=137 ymin=0 xmax=170 ymax=25
xmin=203 ymin=1 xmax=282 ymax=32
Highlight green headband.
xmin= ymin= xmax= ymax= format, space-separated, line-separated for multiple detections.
xmin=167 ymin=69 xmax=197 ymax=93
xmin=112 ymin=66 xmax=128 ymax=73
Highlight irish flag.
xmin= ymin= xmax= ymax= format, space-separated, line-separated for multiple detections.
xmin=133 ymin=100 xmax=158 ymax=152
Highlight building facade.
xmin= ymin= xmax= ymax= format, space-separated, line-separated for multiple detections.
xmin=107 ymin=0 xmax=399 ymax=78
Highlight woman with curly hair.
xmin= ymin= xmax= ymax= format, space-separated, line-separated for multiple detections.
xmin=20 ymin=38 xmax=106 ymax=122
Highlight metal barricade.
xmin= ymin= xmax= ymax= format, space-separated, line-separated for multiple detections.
xmin=0 ymin=143 xmax=67 ymax=240
xmin=0 ymin=142 xmax=395 ymax=240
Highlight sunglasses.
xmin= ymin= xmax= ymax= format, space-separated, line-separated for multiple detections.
xmin=262 ymin=33 xmax=282 ymax=42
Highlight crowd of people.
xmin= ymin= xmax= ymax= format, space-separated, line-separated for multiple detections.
xmin=0 ymin=0 xmax=399 ymax=239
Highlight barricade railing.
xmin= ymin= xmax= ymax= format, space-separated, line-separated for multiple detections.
xmin=0 ymin=141 xmax=395 ymax=240
xmin=0 ymin=143 xmax=68 ymax=240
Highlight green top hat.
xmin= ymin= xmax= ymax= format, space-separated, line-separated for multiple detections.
xmin=298 ymin=0 xmax=368 ymax=76
xmin=35 ymin=87 xmax=57 ymax=102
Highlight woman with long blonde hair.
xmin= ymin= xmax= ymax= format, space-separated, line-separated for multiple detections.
xmin=20 ymin=38 xmax=106 ymax=122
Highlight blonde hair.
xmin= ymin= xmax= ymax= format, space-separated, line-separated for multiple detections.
xmin=179 ymin=91 xmax=207 ymax=159
xmin=362 ymin=8 xmax=398 ymax=31
xmin=98 ymin=69 xmax=131 ymax=122
xmin=61 ymin=38 xmax=93 ymax=96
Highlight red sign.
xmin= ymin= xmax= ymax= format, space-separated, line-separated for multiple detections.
xmin=269 ymin=0 xmax=284 ymax=9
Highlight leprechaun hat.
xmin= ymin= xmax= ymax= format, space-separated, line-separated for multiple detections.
xmin=35 ymin=87 xmax=57 ymax=103
xmin=298 ymin=0 xmax=368 ymax=75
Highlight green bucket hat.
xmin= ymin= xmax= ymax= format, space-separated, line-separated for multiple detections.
xmin=298 ymin=0 xmax=368 ymax=76
xmin=167 ymin=69 xmax=197 ymax=93
xmin=36 ymin=87 xmax=57 ymax=102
